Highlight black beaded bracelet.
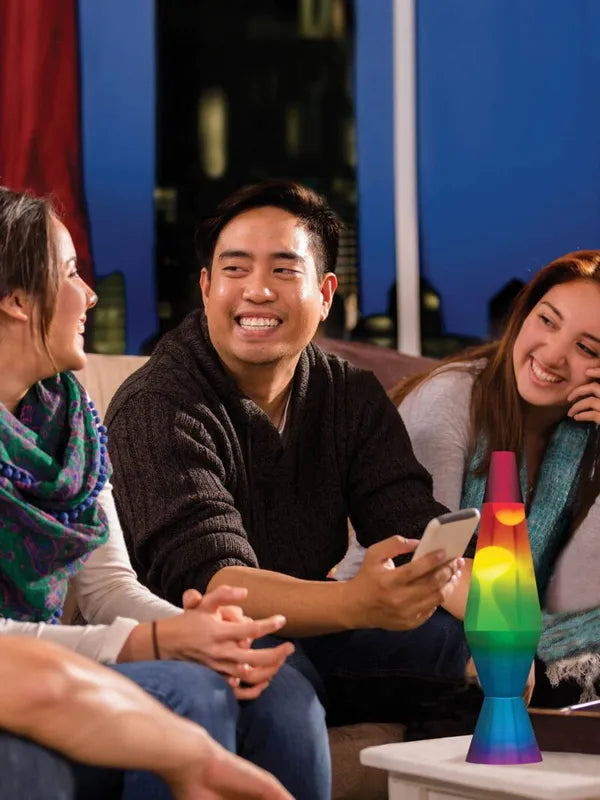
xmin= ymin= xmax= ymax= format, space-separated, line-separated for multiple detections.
xmin=151 ymin=620 xmax=161 ymax=660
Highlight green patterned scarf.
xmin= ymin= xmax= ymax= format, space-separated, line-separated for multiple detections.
xmin=462 ymin=419 xmax=600 ymax=699
xmin=0 ymin=372 xmax=110 ymax=622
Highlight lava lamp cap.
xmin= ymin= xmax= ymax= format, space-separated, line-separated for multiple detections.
xmin=483 ymin=451 xmax=523 ymax=504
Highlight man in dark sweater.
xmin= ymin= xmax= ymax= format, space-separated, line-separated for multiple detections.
xmin=106 ymin=180 xmax=472 ymax=728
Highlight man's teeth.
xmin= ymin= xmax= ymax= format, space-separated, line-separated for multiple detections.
xmin=238 ymin=317 xmax=280 ymax=328
xmin=531 ymin=359 xmax=561 ymax=383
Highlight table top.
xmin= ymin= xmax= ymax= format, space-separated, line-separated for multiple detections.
xmin=360 ymin=736 xmax=600 ymax=800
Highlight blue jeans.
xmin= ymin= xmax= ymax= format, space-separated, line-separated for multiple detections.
xmin=0 ymin=732 xmax=123 ymax=800
xmin=113 ymin=659 xmax=330 ymax=800
xmin=0 ymin=733 xmax=76 ymax=800
xmin=286 ymin=608 xmax=473 ymax=728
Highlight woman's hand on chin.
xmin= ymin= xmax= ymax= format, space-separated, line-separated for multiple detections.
xmin=154 ymin=586 xmax=294 ymax=699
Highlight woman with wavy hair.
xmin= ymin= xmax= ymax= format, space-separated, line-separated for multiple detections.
xmin=0 ymin=186 xmax=329 ymax=799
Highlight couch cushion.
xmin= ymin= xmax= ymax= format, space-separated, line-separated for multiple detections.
xmin=76 ymin=353 xmax=148 ymax=420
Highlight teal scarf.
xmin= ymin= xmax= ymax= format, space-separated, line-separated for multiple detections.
xmin=0 ymin=372 xmax=110 ymax=622
xmin=462 ymin=419 xmax=600 ymax=683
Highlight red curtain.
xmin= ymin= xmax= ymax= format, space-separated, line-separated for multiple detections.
xmin=0 ymin=0 xmax=94 ymax=285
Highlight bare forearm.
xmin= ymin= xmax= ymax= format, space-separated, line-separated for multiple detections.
xmin=53 ymin=677 xmax=211 ymax=775
xmin=209 ymin=538 xmax=463 ymax=636
xmin=208 ymin=566 xmax=357 ymax=635
xmin=0 ymin=638 xmax=209 ymax=775
xmin=442 ymin=558 xmax=472 ymax=620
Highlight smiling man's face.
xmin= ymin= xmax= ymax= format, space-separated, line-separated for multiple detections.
xmin=200 ymin=205 xmax=336 ymax=378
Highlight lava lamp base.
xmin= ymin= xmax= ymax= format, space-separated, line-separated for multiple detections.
xmin=467 ymin=696 xmax=542 ymax=764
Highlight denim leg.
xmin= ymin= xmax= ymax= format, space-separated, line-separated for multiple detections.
xmin=0 ymin=733 xmax=77 ymax=800
xmin=110 ymin=660 xmax=239 ymax=800
xmin=111 ymin=660 xmax=238 ymax=747
xmin=300 ymin=609 xmax=473 ymax=726
xmin=0 ymin=732 xmax=122 ymax=800
xmin=237 ymin=661 xmax=331 ymax=800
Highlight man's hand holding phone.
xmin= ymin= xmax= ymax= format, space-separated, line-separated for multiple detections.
xmin=343 ymin=509 xmax=478 ymax=631
xmin=346 ymin=533 xmax=464 ymax=631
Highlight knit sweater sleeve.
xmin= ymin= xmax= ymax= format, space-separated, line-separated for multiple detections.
xmin=398 ymin=368 xmax=474 ymax=512
xmin=345 ymin=369 xmax=449 ymax=559
xmin=107 ymin=390 xmax=258 ymax=603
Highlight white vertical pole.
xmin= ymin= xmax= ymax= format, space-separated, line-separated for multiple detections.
xmin=393 ymin=0 xmax=421 ymax=355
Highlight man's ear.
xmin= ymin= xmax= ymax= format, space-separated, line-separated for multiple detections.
xmin=199 ymin=268 xmax=211 ymax=303
xmin=0 ymin=289 xmax=31 ymax=323
xmin=319 ymin=273 xmax=338 ymax=321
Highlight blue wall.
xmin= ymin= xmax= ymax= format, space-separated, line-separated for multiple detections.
xmin=355 ymin=0 xmax=396 ymax=316
xmin=418 ymin=0 xmax=600 ymax=338
xmin=77 ymin=1 xmax=600 ymax=344
xmin=78 ymin=0 xmax=157 ymax=353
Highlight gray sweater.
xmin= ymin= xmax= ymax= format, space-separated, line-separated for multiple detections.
xmin=105 ymin=310 xmax=447 ymax=604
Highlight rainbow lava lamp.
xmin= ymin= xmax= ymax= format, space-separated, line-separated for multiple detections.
xmin=464 ymin=451 xmax=543 ymax=764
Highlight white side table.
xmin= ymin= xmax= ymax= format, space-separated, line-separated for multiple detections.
xmin=360 ymin=735 xmax=600 ymax=800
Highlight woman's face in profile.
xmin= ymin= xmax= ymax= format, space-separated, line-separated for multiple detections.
xmin=44 ymin=219 xmax=97 ymax=373
xmin=512 ymin=279 xmax=600 ymax=410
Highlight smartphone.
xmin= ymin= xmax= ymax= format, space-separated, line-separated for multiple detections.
xmin=411 ymin=508 xmax=480 ymax=562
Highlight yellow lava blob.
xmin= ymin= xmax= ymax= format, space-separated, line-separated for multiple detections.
xmin=474 ymin=545 xmax=516 ymax=583
xmin=494 ymin=506 xmax=525 ymax=526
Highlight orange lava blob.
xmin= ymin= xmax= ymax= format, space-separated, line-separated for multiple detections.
xmin=494 ymin=507 xmax=526 ymax=526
